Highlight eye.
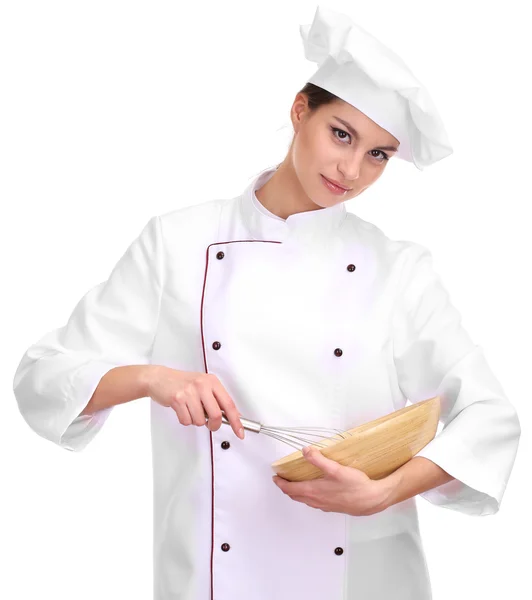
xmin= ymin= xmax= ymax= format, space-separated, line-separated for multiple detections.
xmin=331 ymin=127 xmax=390 ymax=162
xmin=370 ymin=149 xmax=390 ymax=162
xmin=331 ymin=126 xmax=350 ymax=144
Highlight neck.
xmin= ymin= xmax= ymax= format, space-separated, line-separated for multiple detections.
xmin=254 ymin=160 xmax=325 ymax=220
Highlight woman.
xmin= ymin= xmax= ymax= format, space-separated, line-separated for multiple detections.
xmin=13 ymin=6 xmax=520 ymax=600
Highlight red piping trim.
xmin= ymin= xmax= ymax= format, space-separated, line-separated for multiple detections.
xmin=199 ymin=239 xmax=281 ymax=599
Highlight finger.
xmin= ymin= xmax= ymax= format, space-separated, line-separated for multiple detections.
xmin=287 ymin=495 xmax=321 ymax=509
xmin=302 ymin=446 xmax=342 ymax=478
xmin=172 ymin=394 xmax=193 ymax=426
xmin=275 ymin=479 xmax=310 ymax=497
xmin=201 ymin=389 xmax=225 ymax=432
xmin=211 ymin=376 xmax=245 ymax=439
xmin=186 ymin=381 xmax=211 ymax=427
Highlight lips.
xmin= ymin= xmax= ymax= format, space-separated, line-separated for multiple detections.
xmin=321 ymin=175 xmax=351 ymax=191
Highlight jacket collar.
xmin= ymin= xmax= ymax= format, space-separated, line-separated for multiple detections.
xmin=239 ymin=165 xmax=347 ymax=245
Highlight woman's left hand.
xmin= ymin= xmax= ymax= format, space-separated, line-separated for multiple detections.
xmin=272 ymin=446 xmax=391 ymax=517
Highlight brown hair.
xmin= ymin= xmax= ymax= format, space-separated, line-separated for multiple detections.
xmin=274 ymin=82 xmax=340 ymax=167
xmin=296 ymin=82 xmax=340 ymax=111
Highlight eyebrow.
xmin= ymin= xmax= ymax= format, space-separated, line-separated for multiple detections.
xmin=332 ymin=116 xmax=399 ymax=152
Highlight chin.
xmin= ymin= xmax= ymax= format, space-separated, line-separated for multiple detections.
xmin=313 ymin=196 xmax=339 ymax=210
xmin=307 ymin=189 xmax=331 ymax=209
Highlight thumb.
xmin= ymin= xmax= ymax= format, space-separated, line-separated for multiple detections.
xmin=301 ymin=445 xmax=341 ymax=477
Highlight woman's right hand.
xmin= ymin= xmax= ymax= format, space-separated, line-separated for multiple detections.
xmin=146 ymin=366 xmax=245 ymax=439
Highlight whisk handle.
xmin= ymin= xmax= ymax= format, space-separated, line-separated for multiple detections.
xmin=206 ymin=410 xmax=261 ymax=434
xmin=221 ymin=412 xmax=261 ymax=433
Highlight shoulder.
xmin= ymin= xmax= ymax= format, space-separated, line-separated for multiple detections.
xmin=343 ymin=210 xmax=427 ymax=261
xmin=157 ymin=196 xmax=228 ymax=232
xmin=153 ymin=196 xmax=238 ymax=260
xmin=154 ymin=196 xmax=238 ymax=245
xmin=342 ymin=211 xmax=436 ymax=293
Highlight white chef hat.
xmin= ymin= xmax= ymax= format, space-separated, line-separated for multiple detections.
xmin=299 ymin=5 xmax=453 ymax=170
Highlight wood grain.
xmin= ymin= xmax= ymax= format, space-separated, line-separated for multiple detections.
xmin=271 ymin=396 xmax=440 ymax=482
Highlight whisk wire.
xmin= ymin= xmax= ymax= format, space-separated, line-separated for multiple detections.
xmin=216 ymin=411 xmax=353 ymax=450
xmin=260 ymin=425 xmax=353 ymax=450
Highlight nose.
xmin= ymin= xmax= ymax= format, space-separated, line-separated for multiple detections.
xmin=339 ymin=151 xmax=366 ymax=181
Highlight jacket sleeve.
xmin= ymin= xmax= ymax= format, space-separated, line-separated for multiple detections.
xmin=12 ymin=215 xmax=164 ymax=452
xmin=392 ymin=242 xmax=521 ymax=516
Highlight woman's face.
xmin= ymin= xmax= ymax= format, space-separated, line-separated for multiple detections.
xmin=289 ymin=93 xmax=400 ymax=208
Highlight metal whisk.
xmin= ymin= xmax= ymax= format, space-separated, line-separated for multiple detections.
xmin=213 ymin=411 xmax=354 ymax=451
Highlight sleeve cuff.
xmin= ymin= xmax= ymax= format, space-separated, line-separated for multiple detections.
xmin=55 ymin=360 xmax=121 ymax=452
xmin=414 ymin=434 xmax=506 ymax=516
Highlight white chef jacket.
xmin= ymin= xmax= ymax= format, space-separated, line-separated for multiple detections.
xmin=13 ymin=164 xmax=521 ymax=600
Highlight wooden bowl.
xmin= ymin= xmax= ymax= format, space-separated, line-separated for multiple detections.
xmin=271 ymin=396 xmax=440 ymax=482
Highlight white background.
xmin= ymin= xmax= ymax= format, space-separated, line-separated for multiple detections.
xmin=1 ymin=1 xmax=530 ymax=598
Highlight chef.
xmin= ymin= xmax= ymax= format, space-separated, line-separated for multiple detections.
xmin=13 ymin=5 xmax=521 ymax=600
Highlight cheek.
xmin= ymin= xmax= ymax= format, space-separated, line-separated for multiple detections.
xmin=296 ymin=127 xmax=331 ymax=162
xmin=313 ymin=130 xmax=337 ymax=160
xmin=368 ymin=167 xmax=386 ymax=184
